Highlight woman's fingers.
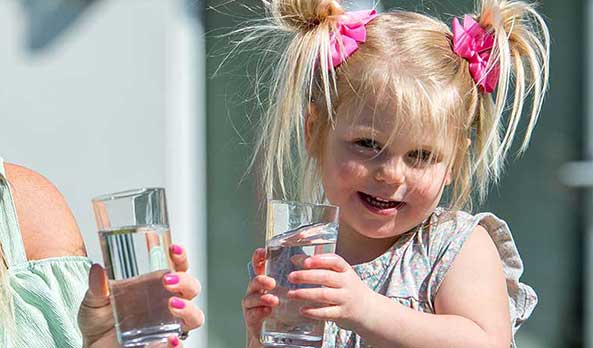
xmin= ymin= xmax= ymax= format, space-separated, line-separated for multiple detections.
xmin=87 ymin=264 xmax=110 ymax=300
xmin=168 ymin=335 xmax=182 ymax=348
xmin=163 ymin=272 xmax=201 ymax=300
xmin=78 ymin=264 xmax=115 ymax=346
xmin=169 ymin=244 xmax=189 ymax=272
xmin=169 ymin=297 xmax=205 ymax=331
xmin=251 ymin=248 xmax=266 ymax=275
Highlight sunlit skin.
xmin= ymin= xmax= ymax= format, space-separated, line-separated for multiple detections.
xmin=317 ymin=101 xmax=453 ymax=264
xmin=243 ymin=98 xmax=457 ymax=343
xmin=243 ymin=101 xmax=510 ymax=348
xmin=243 ymin=100 xmax=511 ymax=348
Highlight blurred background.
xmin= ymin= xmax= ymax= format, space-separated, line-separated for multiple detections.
xmin=0 ymin=0 xmax=585 ymax=347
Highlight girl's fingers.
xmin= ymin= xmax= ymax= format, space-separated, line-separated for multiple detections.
xmin=304 ymin=254 xmax=350 ymax=272
xmin=163 ymin=272 xmax=201 ymax=300
xmin=287 ymin=287 xmax=342 ymax=305
xmin=288 ymin=269 xmax=341 ymax=288
xmin=170 ymin=244 xmax=189 ymax=272
xmin=245 ymin=306 xmax=272 ymax=322
xmin=251 ymin=248 xmax=266 ymax=275
xmin=169 ymin=297 xmax=205 ymax=331
xmin=168 ymin=335 xmax=182 ymax=348
xmin=290 ymin=254 xmax=308 ymax=268
xmin=246 ymin=275 xmax=276 ymax=295
xmin=300 ymin=305 xmax=341 ymax=321
xmin=242 ymin=293 xmax=279 ymax=310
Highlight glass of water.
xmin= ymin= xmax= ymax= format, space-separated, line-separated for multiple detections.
xmin=261 ymin=200 xmax=339 ymax=348
xmin=92 ymin=187 xmax=181 ymax=347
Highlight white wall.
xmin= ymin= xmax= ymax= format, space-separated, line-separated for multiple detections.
xmin=0 ymin=0 xmax=206 ymax=346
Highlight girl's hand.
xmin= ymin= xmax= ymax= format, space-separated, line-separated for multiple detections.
xmin=242 ymin=248 xmax=279 ymax=348
xmin=79 ymin=244 xmax=204 ymax=348
xmin=287 ymin=253 xmax=375 ymax=331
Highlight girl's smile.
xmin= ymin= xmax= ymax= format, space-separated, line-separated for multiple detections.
xmin=315 ymin=101 xmax=453 ymax=260
xmin=357 ymin=191 xmax=406 ymax=217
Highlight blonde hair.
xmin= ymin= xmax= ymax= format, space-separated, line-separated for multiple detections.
xmin=0 ymin=245 xmax=15 ymax=336
xmin=247 ymin=0 xmax=549 ymax=209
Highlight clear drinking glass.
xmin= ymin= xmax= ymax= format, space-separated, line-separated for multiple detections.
xmin=261 ymin=200 xmax=339 ymax=348
xmin=92 ymin=188 xmax=181 ymax=347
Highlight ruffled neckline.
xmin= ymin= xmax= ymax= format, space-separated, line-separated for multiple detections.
xmin=351 ymin=223 xmax=424 ymax=291
xmin=8 ymin=256 xmax=91 ymax=274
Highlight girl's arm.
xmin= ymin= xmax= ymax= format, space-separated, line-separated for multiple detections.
xmin=289 ymin=226 xmax=511 ymax=348
xmin=355 ymin=226 xmax=511 ymax=348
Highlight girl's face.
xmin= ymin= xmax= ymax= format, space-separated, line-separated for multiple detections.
xmin=318 ymin=101 xmax=453 ymax=240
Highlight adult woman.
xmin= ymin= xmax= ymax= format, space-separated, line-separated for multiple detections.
xmin=0 ymin=158 xmax=203 ymax=347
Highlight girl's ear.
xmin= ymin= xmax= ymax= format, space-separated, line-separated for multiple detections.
xmin=305 ymin=103 xmax=319 ymax=155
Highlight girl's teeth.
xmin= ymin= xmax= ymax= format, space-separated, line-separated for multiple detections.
xmin=363 ymin=193 xmax=399 ymax=209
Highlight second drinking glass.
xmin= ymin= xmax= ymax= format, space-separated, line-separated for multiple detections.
xmin=92 ymin=187 xmax=181 ymax=347
xmin=261 ymin=200 xmax=339 ymax=348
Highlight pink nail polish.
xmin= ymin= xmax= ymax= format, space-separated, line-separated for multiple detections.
xmin=171 ymin=298 xmax=186 ymax=309
xmin=170 ymin=336 xmax=180 ymax=347
xmin=170 ymin=244 xmax=183 ymax=255
xmin=164 ymin=274 xmax=180 ymax=285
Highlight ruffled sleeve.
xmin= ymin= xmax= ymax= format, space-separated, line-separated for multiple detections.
xmin=426 ymin=210 xmax=537 ymax=345
xmin=7 ymin=257 xmax=91 ymax=348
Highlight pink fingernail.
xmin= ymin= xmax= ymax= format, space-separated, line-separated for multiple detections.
xmin=170 ymin=244 xmax=183 ymax=255
xmin=171 ymin=297 xmax=186 ymax=309
xmin=170 ymin=335 xmax=180 ymax=347
xmin=164 ymin=274 xmax=180 ymax=285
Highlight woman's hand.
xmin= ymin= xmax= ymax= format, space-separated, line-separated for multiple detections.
xmin=286 ymin=253 xmax=374 ymax=331
xmin=242 ymin=248 xmax=279 ymax=348
xmin=79 ymin=244 xmax=204 ymax=348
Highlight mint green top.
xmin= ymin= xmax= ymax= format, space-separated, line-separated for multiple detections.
xmin=0 ymin=157 xmax=92 ymax=348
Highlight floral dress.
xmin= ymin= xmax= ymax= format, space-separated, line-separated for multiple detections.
xmin=251 ymin=207 xmax=537 ymax=348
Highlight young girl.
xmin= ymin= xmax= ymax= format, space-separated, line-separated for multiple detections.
xmin=241 ymin=0 xmax=549 ymax=347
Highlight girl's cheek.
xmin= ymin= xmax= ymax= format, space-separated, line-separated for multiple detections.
xmin=412 ymin=170 xmax=448 ymax=202
xmin=337 ymin=159 xmax=368 ymax=180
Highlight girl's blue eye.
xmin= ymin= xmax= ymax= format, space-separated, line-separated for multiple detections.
xmin=354 ymin=138 xmax=382 ymax=152
xmin=407 ymin=150 xmax=435 ymax=163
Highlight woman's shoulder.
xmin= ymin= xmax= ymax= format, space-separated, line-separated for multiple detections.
xmin=4 ymin=163 xmax=87 ymax=261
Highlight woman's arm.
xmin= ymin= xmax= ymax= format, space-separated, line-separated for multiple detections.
xmin=5 ymin=163 xmax=87 ymax=260
xmin=354 ymin=226 xmax=511 ymax=348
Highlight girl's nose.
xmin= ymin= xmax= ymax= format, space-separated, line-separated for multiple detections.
xmin=374 ymin=158 xmax=405 ymax=185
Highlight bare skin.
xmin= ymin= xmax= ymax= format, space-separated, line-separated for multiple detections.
xmin=4 ymin=163 xmax=203 ymax=348
xmin=243 ymin=102 xmax=511 ymax=348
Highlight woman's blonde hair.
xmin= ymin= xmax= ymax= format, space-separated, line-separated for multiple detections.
xmin=247 ymin=0 xmax=549 ymax=209
xmin=0 ymin=245 xmax=14 ymax=335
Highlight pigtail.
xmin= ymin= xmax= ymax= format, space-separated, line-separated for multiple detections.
xmin=251 ymin=0 xmax=344 ymax=201
xmin=470 ymin=0 xmax=550 ymax=202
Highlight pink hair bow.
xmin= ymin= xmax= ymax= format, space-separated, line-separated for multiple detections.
xmin=452 ymin=15 xmax=499 ymax=93
xmin=329 ymin=9 xmax=377 ymax=68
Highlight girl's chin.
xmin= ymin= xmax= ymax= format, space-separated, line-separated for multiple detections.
xmin=350 ymin=221 xmax=408 ymax=240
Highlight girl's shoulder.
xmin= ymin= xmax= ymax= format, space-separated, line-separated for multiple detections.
xmin=386 ymin=207 xmax=537 ymax=332
xmin=426 ymin=207 xmax=514 ymax=254
xmin=420 ymin=207 xmax=526 ymax=284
